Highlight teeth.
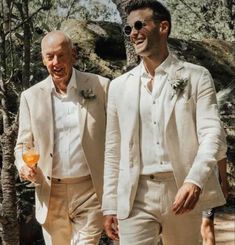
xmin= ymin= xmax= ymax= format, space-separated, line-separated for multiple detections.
xmin=53 ymin=68 xmax=62 ymax=72
xmin=136 ymin=40 xmax=144 ymax=45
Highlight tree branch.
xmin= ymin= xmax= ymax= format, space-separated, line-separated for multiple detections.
xmin=66 ymin=0 xmax=77 ymax=20
xmin=178 ymin=0 xmax=204 ymax=21
xmin=5 ymin=6 xmax=43 ymax=35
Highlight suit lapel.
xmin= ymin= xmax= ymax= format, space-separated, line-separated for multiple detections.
xmin=126 ymin=64 xmax=142 ymax=141
xmin=39 ymin=78 xmax=54 ymax=147
xmin=75 ymin=70 xmax=88 ymax=140
xmin=164 ymin=57 xmax=185 ymax=132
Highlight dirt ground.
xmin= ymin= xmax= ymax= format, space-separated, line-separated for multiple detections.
xmin=215 ymin=210 xmax=235 ymax=244
xmin=214 ymin=187 xmax=235 ymax=245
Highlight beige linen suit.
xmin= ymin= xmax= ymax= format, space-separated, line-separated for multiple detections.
xmin=102 ymin=54 xmax=226 ymax=243
xmin=15 ymin=69 xmax=109 ymax=226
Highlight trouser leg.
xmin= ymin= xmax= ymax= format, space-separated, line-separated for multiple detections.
xmin=42 ymin=183 xmax=72 ymax=245
xmin=68 ymin=178 xmax=103 ymax=245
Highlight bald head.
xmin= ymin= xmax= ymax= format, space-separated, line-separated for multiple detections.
xmin=41 ymin=31 xmax=73 ymax=55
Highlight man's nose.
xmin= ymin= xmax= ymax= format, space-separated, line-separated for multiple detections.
xmin=130 ymin=28 xmax=139 ymax=42
xmin=53 ymin=56 xmax=59 ymax=65
xmin=130 ymin=27 xmax=139 ymax=37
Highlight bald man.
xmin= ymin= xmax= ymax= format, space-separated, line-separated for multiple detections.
xmin=15 ymin=31 xmax=109 ymax=244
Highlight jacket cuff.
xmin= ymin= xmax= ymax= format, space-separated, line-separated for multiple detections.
xmin=184 ymin=179 xmax=202 ymax=190
xmin=103 ymin=210 xmax=117 ymax=216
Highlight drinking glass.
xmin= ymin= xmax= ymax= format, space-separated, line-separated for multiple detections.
xmin=22 ymin=142 xmax=40 ymax=186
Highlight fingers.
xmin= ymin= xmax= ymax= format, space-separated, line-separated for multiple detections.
xmin=113 ymin=216 xmax=119 ymax=233
xmin=172 ymin=183 xmax=201 ymax=215
xmin=104 ymin=215 xmax=119 ymax=241
xmin=19 ymin=165 xmax=37 ymax=182
xmin=172 ymin=191 xmax=184 ymax=212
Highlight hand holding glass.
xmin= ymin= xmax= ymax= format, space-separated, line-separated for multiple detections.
xmin=22 ymin=142 xmax=40 ymax=186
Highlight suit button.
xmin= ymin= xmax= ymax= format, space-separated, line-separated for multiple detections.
xmin=47 ymin=176 xmax=51 ymax=180
xmin=150 ymin=175 xmax=154 ymax=180
xmin=50 ymin=153 xmax=53 ymax=157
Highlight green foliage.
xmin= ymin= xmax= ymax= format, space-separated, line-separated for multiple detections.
xmin=0 ymin=1 xmax=52 ymax=244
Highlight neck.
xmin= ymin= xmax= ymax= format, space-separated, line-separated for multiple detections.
xmin=143 ymin=50 xmax=169 ymax=77
xmin=53 ymin=69 xmax=72 ymax=94
xmin=53 ymin=79 xmax=69 ymax=94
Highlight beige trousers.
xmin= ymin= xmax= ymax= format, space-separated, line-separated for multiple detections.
xmin=42 ymin=176 xmax=103 ymax=245
xmin=118 ymin=172 xmax=202 ymax=245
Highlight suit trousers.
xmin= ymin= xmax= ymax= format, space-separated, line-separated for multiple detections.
xmin=118 ymin=172 xmax=202 ymax=245
xmin=42 ymin=176 xmax=103 ymax=245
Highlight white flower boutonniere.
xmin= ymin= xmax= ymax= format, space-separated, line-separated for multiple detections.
xmin=171 ymin=78 xmax=188 ymax=92
xmin=170 ymin=78 xmax=188 ymax=98
xmin=80 ymin=89 xmax=96 ymax=100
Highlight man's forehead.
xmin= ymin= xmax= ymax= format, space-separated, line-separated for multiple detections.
xmin=127 ymin=8 xmax=154 ymax=23
xmin=42 ymin=39 xmax=68 ymax=53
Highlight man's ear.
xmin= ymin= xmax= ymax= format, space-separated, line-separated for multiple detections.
xmin=159 ymin=21 xmax=169 ymax=35
xmin=42 ymin=59 xmax=46 ymax=66
xmin=42 ymin=54 xmax=47 ymax=66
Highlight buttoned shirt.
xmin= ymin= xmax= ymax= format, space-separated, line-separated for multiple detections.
xmin=139 ymin=55 xmax=173 ymax=174
xmin=51 ymin=68 xmax=89 ymax=178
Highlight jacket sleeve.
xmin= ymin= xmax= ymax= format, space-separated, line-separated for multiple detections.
xmin=14 ymin=92 xmax=33 ymax=172
xmin=184 ymin=68 xmax=227 ymax=188
xmin=102 ymin=80 xmax=121 ymax=215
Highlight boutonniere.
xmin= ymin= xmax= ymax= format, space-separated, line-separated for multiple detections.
xmin=79 ymin=89 xmax=96 ymax=100
xmin=170 ymin=78 xmax=188 ymax=98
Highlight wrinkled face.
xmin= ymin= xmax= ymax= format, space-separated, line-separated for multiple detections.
xmin=42 ymin=35 xmax=75 ymax=86
xmin=127 ymin=8 xmax=164 ymax=57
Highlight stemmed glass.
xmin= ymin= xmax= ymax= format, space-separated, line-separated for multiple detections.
xmin=22 ymin=142 xmax=40 ymax=186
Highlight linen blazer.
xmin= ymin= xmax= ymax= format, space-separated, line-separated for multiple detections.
xmin=15 ymin=68 xmax=109 ymax=224
xmin=102 ymin=54 xmax=227 ymax=219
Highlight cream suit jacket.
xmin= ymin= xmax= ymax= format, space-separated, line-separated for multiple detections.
xmin=102 ymin=54 xmax=227 ymax=219
xmin=15 ymin=69 xmax=109 ymax=224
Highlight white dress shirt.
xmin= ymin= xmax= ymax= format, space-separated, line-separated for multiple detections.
xmin=51 ymin=68 xmax=89 ymax=178
xmin=139 ymin=55 xmax=173 ymax=175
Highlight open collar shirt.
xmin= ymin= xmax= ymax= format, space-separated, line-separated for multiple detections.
xmin=50 ymin=68 xmax=89 ymax=178
xmin=139 ymin=55 xmax=173 ymax=174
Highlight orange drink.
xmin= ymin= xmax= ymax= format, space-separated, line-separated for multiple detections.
xmin=22 ymin=151 xmax=40 ymax=167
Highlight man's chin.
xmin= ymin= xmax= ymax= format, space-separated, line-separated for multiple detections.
xmin=135 ymin=45 xmax=146 ymax=56
xmin=135 ymin=49 xmax=149 ymax=57
xmin=52 ymin=76 xmax=67 ymax=84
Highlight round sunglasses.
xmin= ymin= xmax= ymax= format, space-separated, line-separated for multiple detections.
xmin=123 ymin=20 xmax=147 ymax=36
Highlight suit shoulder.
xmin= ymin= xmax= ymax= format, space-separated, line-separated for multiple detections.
xmin=180 ymin=61 xmax=214 ymax=93
xmin=183 ymin=61 xmax=210 ymax=74
xmin=21 ymin=77 xmax=49 ymax=97
xmin=113 ymin=66 xmax=138 ymax=82
xmin=110 ymin=65 xmax=140 ymax=89
xmin=76 ymin=70 xmax=110 ymax=85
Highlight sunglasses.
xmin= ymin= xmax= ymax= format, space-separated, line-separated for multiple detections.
xmin=123 ymin=20 xmax=147 ymax=36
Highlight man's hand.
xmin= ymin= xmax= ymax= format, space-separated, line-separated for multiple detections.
xmin=172 ymin=182 xmax=201 ymax=215
xmin=104 ymin=215 xmax=119 ymax=241
xmin=19 ymin=165 xmax=37 ymax=182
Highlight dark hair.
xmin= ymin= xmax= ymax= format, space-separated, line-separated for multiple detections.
xmin=125 ymin=0 xmax=171 ymax=36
